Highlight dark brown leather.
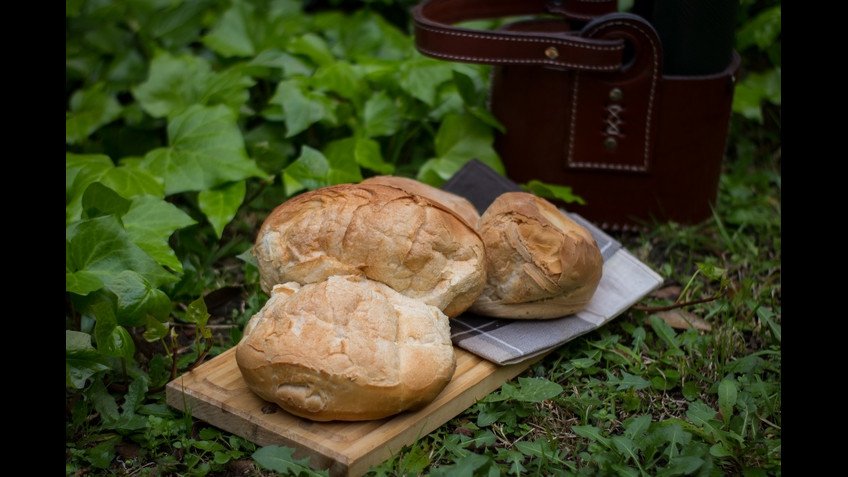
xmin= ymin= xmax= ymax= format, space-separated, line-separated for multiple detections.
xmin=547 ymin=0 xmax=619 ymax=20
xmin=413 ymin=1 xmax=740 ymax=230
xmin=413 ymin=0 xmax=625 ymax=71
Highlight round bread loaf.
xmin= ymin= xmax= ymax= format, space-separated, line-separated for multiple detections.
xmin=235 ymin=275 xmax=456 ymax=421
xmin=360 ymin=176 xmax=481 ymax=228
xmin=471 ymin=192 xmax=603 ymax=319
xmin=254 ymin=183 xmax=486 ymax=317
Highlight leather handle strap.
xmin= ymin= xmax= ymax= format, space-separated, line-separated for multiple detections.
xmin=412 ymin=0 xmax=624 ymax=71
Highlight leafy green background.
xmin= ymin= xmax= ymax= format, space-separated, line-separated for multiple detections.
xmin=66 ymin=0 xmax=780 ymax=475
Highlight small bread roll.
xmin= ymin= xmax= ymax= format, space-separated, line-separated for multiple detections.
xmin=471 ymin=192 xmax=603 ymax=319
xmin=361 ymin=176 xmax=481 ymax=228
xmin=235 ymin=276 xmax=456 ymax=421
xmin=254 ymin=183 xmax=485 ymax=317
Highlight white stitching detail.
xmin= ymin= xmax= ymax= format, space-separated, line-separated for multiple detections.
xmin=416 ymin=23 xmax=623 ymax=53
xmin=417 ymin=46 xmax=620 ymax=71
xmin=566 ymin=20 xmax=659 ymax=171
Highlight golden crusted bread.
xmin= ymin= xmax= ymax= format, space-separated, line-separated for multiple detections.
xmin=253 ymin=183 xmax=486 ymax=318
xmin=470 ymin=192 xmax=603 ymax=319
xmin=235 ymin=276 xmax=456 ymax=421
xmin=360 ymin=176 xmax=481 ymax=229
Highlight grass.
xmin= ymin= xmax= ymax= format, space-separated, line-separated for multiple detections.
xmin=66 ymin=112 xmax=781 ymax=476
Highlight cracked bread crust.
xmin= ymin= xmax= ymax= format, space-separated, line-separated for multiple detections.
xmin=235 ymin=276 xmax=456 ymax=421
xmin=253 ymin=183 xmax=486 ymax=318
xmin=471 ymin=192 xmax=603 ymax=319
xmin=360 ymin=176 xmax=481 ymax=229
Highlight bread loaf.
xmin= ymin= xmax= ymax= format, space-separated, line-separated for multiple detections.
xmin=235 ymin=275 xmax=456 ymax=421
xmin=360 ymin=176 xmax=481 ymax=228
xmin=471 ymin=192 xmax=603 ymax=319
xmin=253 ymin=183 xmax=486 ymax=317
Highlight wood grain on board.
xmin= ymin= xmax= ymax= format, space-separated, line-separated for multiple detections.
xmin=166 ymin=347 xmax=544 ymax=477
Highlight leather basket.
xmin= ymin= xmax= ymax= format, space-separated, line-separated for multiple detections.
xmin=413 ymin=0 xmax=740 ymax=230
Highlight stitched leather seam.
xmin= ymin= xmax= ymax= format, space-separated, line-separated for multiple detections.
xmin=417 ymin=46 xmax=620 ymax=70
xmin=567 ymin=20 xmax=658 ymax=171
xmin=416 ymin=23 xmax=623 ymax=53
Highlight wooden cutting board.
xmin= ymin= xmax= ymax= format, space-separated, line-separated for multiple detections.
xmin=166 ymin=346 xmax=545 ymax=477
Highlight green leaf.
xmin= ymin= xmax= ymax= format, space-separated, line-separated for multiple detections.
xmin=572 ymin=425 xmax=611 ymax=447
xmin=418 ymin=113 xmax=503 ymax=186
xmin=311 ymin=61 xmax=365 ymax=101
xmin=607 ymin=371 xmax=651 ymax=391
xmin=66 ymin=83 xmax=122 ymax=144
xmin=253 ymin=445 xmax=328 ymax=477
xmin=199 ymin=181 xmax=247 ymax=238
xmin=67 ymin=270 xmax=105 ymax=296
xmin=648 ymin=314 xmax=684 ymax=356
xmin=736 ymin=6 xmax=781 ymax=51
xmin=284 ymin=145 xmax=362 ymax=194
xmin=66 ymin=331 xmax=110 ymax=389
xmin=362 ymin=91 xmax=402 ymax=137
xmin=709 ymin=442 xmax=733 ymax=458
xmin=122 ymin=195 xmax=196 ymax=272
xmin=108 ymin=270 xmax=171 ymax=326
xmin=89 ymin=378 xmax=120 ymax=424
xmin=624 ymin=415 xmax=652 ymax=440
xmin=202 ymin=0 xmax=256 ymax=57
xmin=184 ymin=297 xmax=210 ymax=329
xmin=354 ymin=136 xmax=393 ymax=174
xmin=430 ymin=453 xmax=492 ymax=477
xmin=611 ymin=436 xmax=640 ymax=463
xmin=509 ymin=377 xmax=563 ymax=402
xmin=143 ymin=315 xmax=170 ymax=342
xmin=660 ymin=456 xmax=704 ymax=476
xmin=122 ymin=377 xmax=149 ymax=416
xmin=82 ymin=182 xmax=131 ymax=219
xmin=91 ymin=296 xmax=136 ymax=360
xmin=67 ymin=215 xmax=175 ymax=291
xmin=718 ymin=379 xmax=738 ymax=425
xmin=141 ymin=104 xmax=268 ymax=195
xmin=247 ymin=49 xmax=314 ymax=77
xmin=686 ymin=401 xmax=718 ymax=427
xmin=288 ymin=33 xmax=335 ymax=67
xmin=523 ymin=180 xmax=586 ymax=205
xmin=265 ymin=80 xmax=335 ymax=138
xmin=657 ymin=423 xmax=692 ymax=459
xmin=100 ymin=165 xmax=165 ymax=200
xmin=732 ymin=68 xmax=781 ymax=123
xmin=398 ymin=57 xmax=454 ymax=106
xmin=132 ymin=52 xmax=254 ymax=118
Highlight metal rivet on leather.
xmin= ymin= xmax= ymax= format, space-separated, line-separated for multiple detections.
xmin=544 ymin=47 xmax=559 ymax=59
xmin=609 ymin=88 xmax=623 ymax=101
xmin=603 ymin=137 xmax=618 ymax=151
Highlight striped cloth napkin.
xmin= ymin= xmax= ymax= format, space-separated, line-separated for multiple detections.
xmin=442 ymin=161 xmax=664 ymax=365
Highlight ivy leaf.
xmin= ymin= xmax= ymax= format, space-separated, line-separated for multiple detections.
xmin=733 ymin=68 xmax=781 ymax=123
xmin=398 ymin=57 xmax=454 ymax=106
xmin=523 ymin=180 xmax=587 ymax=205
xmin=141 ymin=104 xmax=268 ymax=195
xmin=736 ymin=6 xmax=781 ymax=51
xmin=265 ymin=80 xmax=335 ymax=138
xmin=66 ymin=153 xmax=165 ymax=223
xmin=81 ymin=182 xmax=131 ymax=219
xmin=311 ymin=61 xmax=365 ymax=101
xmin=202 ymin=0 xmax=257 ymax=57
xmin=418 ymin=113 xmax=503 ymax=186
xmin=66 ymin=83 xmax=122 ymax=144
xmin=247 ymin=49 xmax=314 ymax=78
xmin=354 ymin=136 xmax=394 ymax=174
xmin=288 ymin=33 xmax=335 ymax=67
xmin=66 ymin=331 xmax=110 ymax=389
xmin=132 ymin=52 xmax=255 ymax=118
xmin=143 ymin=316 xmax=170 ymax=342
xmin=284 ymin=145 xmax=362 ymax=195
xmin=362 ymin=91 xmax=402 ymax=137
xmin=66 ymin=270 xmax=104 ymax=296
xmin=91 ymin=295 xmax=136 ymax=360
xmin=122 ymin=195 xmax=196 ymax=272
xmin=66 ymin=215 xmax=175 ymax=292
xmin=253 ymin=445 xmax=328 ymax=477
xmin=107 ymin=270 xmax=171 ymax=326
xmin=184 ymin=297 xmax=210 ymax=329
xmin=198 ymin=180 xmax=247 ymax=238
